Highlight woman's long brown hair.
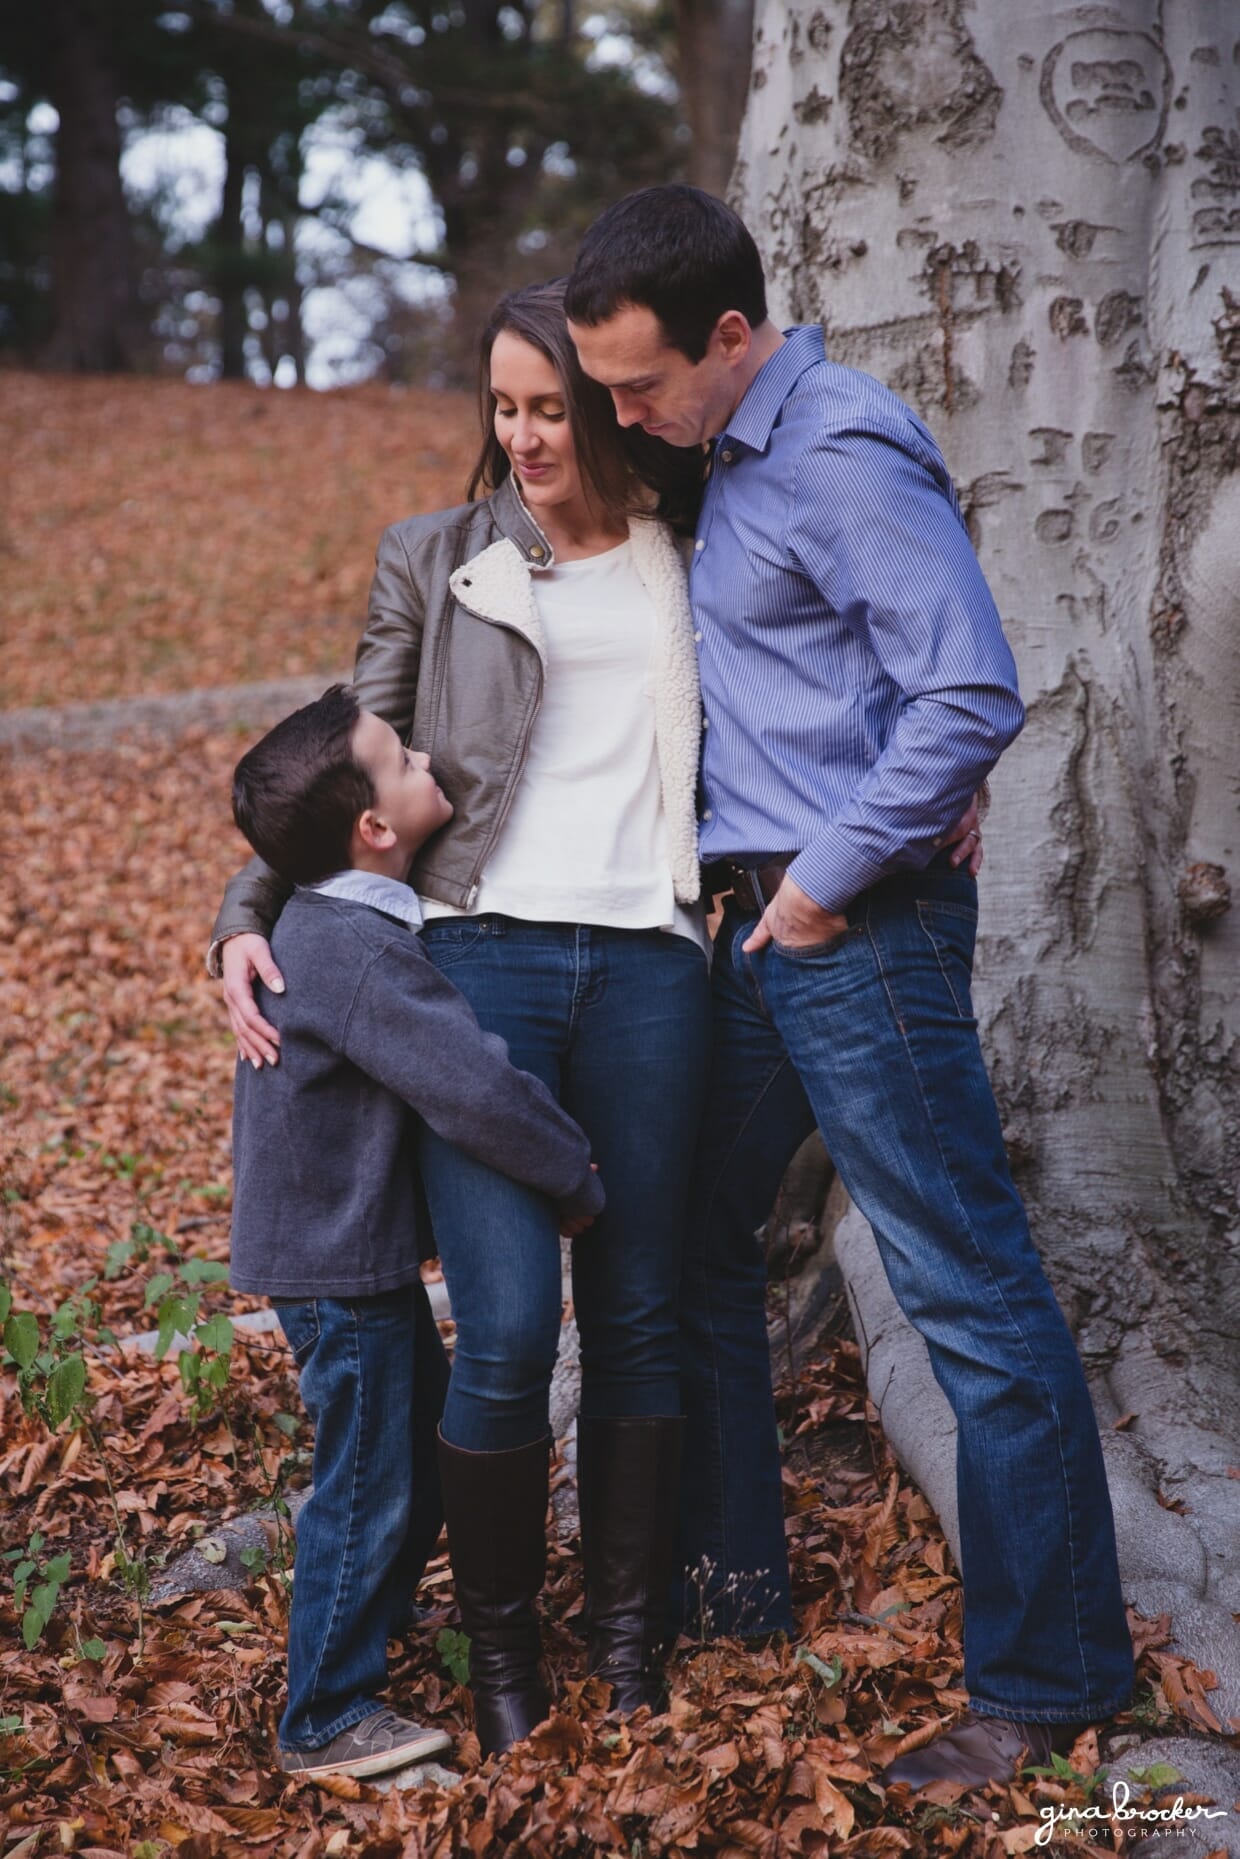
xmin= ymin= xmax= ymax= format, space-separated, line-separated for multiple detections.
xmin=465 ymin=278 xmax=706 ymax=535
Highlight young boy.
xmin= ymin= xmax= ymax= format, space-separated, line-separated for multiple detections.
xmin=228 ymin=684 xmax=604 ymax=1782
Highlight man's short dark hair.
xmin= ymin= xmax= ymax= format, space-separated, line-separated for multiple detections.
xmin=231 ymin=684 xmax=374 ymax=886
xmin=565 ymin=184 xmax=768 ymax=363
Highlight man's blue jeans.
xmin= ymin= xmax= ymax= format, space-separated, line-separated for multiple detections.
xmin=275 ymin=1285 xmax=449 ymax=1750
xmin=420 ymin=918 xmax=712 ymax=1452
xmin=679 ymin=868 xmax=1133 ymax=1723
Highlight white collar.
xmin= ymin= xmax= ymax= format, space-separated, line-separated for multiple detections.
xmin=305 ymin=869 xmax=424 ymax=930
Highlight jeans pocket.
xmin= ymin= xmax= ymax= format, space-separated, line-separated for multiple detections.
xmin=771 ymin=923 xmax=864 ymax=961
xmin=420 ymin=920 xmax=490 ymax=968
xmin=273 ymin=1300 xmax=321 ymax=1368
xmin=657 ymin=926 xmax=710 ymax=967
xmin=915 ymin=899 xmax=978 ymax=1019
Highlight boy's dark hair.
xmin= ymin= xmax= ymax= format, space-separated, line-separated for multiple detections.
xmin=466 ymin=276 xmax=705 ymax=533
xmin=564 ymin=185 xmax=768 ymax=363
xmin=232 ymin=684 xmax=374 ymax=887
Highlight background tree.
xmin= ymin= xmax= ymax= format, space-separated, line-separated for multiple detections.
xmin=191 ymin=2 xmax=318 ymax=381
xmin=0 ymin=0 xmax=692 ymax=382
xmin=735 ymin=0 xmax=1240 ymax=1734
xmin=0 ymin=0 xmax=168 ymax=370
xmin=674 ymin=0 xmax=753 ymax=193
xmin=0 ymin=80 xmax=55 ymax=357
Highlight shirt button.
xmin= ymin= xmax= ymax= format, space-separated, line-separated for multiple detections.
xmin=694 ymin=539 xmax=705 ymax=551
xmin=693 ymin=630 xmax=702 ymax=642
xmin=702 ymin=809 xmax=713 ymax=820
xmin=702 ymin=716 xmax=710 ymax=729
xmin=721 ymin=449 xmax=734 ymax=463
xmin=529 ymin=544 xmax=546 ymax=560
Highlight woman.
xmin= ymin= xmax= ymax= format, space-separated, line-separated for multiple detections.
xmin=211 ymin=280 xmax=712 ymax=1756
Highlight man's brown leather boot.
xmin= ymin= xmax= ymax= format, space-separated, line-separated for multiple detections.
xmin=883 ymin=1711 xmax=1088 ymax=1789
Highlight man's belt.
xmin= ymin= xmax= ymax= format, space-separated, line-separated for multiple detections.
xmin=703 ymin=839 xmax=971 ymax=920
xmin=702 ymin=855 xmax=799 ymax=916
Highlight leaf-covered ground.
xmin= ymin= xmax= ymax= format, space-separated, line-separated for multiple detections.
xmin=1 ymin=735 xmax=1229 ymax=1856
xmin=1 ymin=384 xmax=1233 ymax=1855
xmin=0 ymin=374 xmax=477 ymax=711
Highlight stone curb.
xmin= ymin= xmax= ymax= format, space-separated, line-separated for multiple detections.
xmin=0 ymin=674 xmax=347 ymax=753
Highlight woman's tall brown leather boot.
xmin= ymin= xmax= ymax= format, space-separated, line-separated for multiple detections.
xmin=577 ymin=1415 xmax=684 ymax=1714
xmin=437 ymin=1430 xmax=551 ymax=1756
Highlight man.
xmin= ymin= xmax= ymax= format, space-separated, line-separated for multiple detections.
xmin=564 ymin=185 xmax=1133 ymax=1788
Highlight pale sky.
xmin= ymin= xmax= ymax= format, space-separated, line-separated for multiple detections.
xmin=120 ymin=108 xmax=447 ymax=387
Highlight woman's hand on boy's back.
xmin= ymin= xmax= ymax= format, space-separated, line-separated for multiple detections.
xmin=222 ymin=933 xmax=285 ymax=1068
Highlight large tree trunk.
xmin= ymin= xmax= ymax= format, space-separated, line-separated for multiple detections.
xmin=734 ymin=0 xmax=1240 ymax=1748
xmin=42 ymin=0 xmax=143 ymax=372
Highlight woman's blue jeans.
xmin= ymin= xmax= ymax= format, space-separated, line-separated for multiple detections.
xmin=275 ymin=1284 xmax=449 ymax=1750
xmin=679 ymin=870 xmax=1133 ymax=1723
xmin=420 ymin=917 xmax=713 ymax=1452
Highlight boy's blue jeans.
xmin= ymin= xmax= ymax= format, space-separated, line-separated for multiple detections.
xmin=679 ymin=867 xmax=1134 ymax=1723
xmin=419 ymin=918 xmax=712 ymax=1451
xmin=275 ymin=1283 xmax=449 ymax=1751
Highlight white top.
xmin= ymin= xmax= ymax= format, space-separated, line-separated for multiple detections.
xmin=424 ymin=541 xmax=707 ymax=953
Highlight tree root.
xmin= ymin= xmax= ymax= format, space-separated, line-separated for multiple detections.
xmin=831 ymin=1202 xmax=1240 ymax=1730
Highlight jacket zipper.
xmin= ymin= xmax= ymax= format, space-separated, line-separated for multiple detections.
xmin=449 ymin=597 xmax=546 ymax=906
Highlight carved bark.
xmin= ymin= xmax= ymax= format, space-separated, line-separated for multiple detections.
xmin=734 ymin=0 xmax=1240 ymax=1707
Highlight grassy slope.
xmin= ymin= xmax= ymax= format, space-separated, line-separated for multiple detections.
xmin=0 ymin=372 xmax=478 ymax=710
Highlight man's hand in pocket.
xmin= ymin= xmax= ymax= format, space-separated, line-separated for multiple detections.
xmin=743 ymin=876 xmax=848 ymax=954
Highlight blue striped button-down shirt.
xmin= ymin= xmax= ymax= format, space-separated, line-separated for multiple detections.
xmin=691 ymin=326 xmax=1025 ymax=913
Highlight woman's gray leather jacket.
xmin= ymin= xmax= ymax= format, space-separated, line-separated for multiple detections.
xmin=208 ymin=475 xmax=702 ymax=967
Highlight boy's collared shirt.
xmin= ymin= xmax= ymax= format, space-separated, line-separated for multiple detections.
xmin=308 ymin=869 xmax=424 ymax=931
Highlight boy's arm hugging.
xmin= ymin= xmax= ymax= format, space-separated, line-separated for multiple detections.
xmin=341 ymin=933 xmax=605 ymax=1227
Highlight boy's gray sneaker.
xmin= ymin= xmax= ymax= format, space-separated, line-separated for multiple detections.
xmin=278 ymin=1707 xmax=452 ymax=1780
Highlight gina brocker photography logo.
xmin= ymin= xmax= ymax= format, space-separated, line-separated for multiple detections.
xmin=1033 ymin=1775 xmax=1231 ymax=1846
